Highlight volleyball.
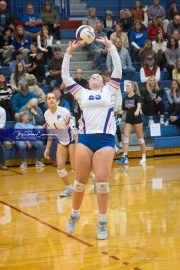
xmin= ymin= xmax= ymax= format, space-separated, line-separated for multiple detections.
xmin=76 ymin=25 xmax=95 ymax=45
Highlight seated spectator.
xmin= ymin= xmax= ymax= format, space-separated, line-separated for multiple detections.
xmin=172 ymin=30 xmax=180 ymax=46
xmin=60 ymin=81 xmax=74 ymax=112
xmin=12 ymin=25 xmax=32 ymax=64
xmin=0 ymin=105 xmax=8 ymax=170
xmin=22 ymin=4 xmax=42 ymax=41
xmin=3 ymin=0 xmax=11 ymax=12
xmin=130 ymin=20 xmax=148 ymax=62
xmin=28 ymin=43 xmax=46 ymax=85
xmin=82 ymin=7 xmax=100 ymax=29
xmin=165 ymin=37 xmax=180 ymax=79
xmin=26 ymin=74 xmax=47 ymax=113
xmin=0 ymin=27 xmax=14 ymax=66
xmin=12 ymin=83 xmax=36 ymax=120
xmin=103 ymin=10 xmax=116 ymax=39
xmin=139 ymin=39 xmax=157 ymax=66
xmin=110 ymin=23 xmax=129 ymax=48
xmin=147 ymin=0 xmax=169 ymax=33
xmin=131 ymin=1 xmax=148 ymax=26
xmin=167 ymin=15 xmax=180 ymax=39
xmin=14 ymin=111 xmax=45 ymax=169
xmin=10 ymin=62 xmax=29 ymax=94
xmin=152 ymin=30 xmax=167 ymax=70
xmin=52 ymin=87 xmax=70 ymax=110
xmin=9 ymin=50 xmax=31 ymax=73
xmin=90 ymin=22 xmax=107 ymax=70
xmin=0 ymin=1 xmax=14 ymax=34
xmin=37 ymin=25 xmax=53 ymax=65
xmin=48 ymin=46 xmax=63 ymax=89
xmin=0 ymin=74 xmax=12 ymax=120
xmin=166 ymin=0 xmax=180 ymax=22
xmin=40 ymin=1 xmax=61 ymax=45
xmin=140 ymin=55 xmax=160 ymax=86
xmin=119 ymin=9 xmax=134 ymax=35
xmin=141 ymin=76 xmax=165 ymax=125
xmin=147 ymin=17 xmax=166 ymax=39
xmin=169 ymin=101 xmax=180 ymax=128
xmin=20 ymin=98 xmax=45 ymax=126
xmin=165 ymin=79 xmax=180 ymax=125
xmin=172 ymin=60 xmax=180 ymax=84
xmin=106 ymin=38 xmax=136 ymax=81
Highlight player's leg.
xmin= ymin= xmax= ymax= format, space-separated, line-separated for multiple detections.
xmin=134 ymin=123 xmax=146 ymax=163
xmin=117 ymin=123 xmax=132 ymax=164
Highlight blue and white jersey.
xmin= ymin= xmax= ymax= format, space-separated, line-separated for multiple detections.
xmin=62 ymin=45 xmax=122 ymax=135
xmin=44 ymin=106 xmax=77 ymax=145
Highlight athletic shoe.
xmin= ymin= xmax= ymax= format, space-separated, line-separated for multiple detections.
xmin=115 ymin=145 xmax=122 ymax=155
xmin=91 ymin=173 xmax=97 ymax=193
xmin=20 ymin=162 xmax=27 ymax=169
xmin=164 ymin=119 xmax=169 ymax=126
xmin=160 ymin=118 xmax=164 ymax=125
xmin=139 ymin=158 xmax=146 ymax=164
xmin=59 ymin=187 xmax=73 ymax=197
xmin=116 ymin=156 xmax=129 ymax=164
xmin=35 ymin=161 xmax=45 ymax=167
xmin=96 ymin=220 xmax=108 ymax=240
xmin=0 ymin=164 xmax=8 ymax=170
xmin=56 ymin=40 xmax=61 ymax=45
xmin=118 ymin=142 xmax=124 ymax=149
xmin=148 ymin=119 xmax=154 ymax=125
xmin=66 ymin=212 xmax=80 ymax=233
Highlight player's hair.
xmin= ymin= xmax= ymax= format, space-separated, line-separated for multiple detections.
xmin=128 ymin=81 xmax=140 ymax=95
xmin=46 ymin=92 xmax=55 ymax=101
xmin=146 ymin=76 xmax=159 ymax=96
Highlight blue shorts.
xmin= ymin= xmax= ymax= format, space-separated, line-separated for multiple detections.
xmin=78 ymin=134 xmax=115 ymax=152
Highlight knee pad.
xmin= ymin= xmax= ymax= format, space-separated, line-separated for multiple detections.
xmin=73 ymin=180 xmax=86 ymax=192
xmin=96 ymin=182 xmax=109 ymax=194
xmin=123 ymin=137 xmax=129 ymax=144
xmin=57 ymin=168 xmax=67 ymax=178
xmin=138 ymin=138 xmax=145 ymax=144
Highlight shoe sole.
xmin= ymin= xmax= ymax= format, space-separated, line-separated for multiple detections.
xmin=116 ymin=160 xmax=129 ymax=164
xmin=59 ymin=192 xmax=72 ymax=197
xmin=66 ymin=215 xmax=80 ymax=233
xmin=97 ymin=233 xmax=108 ymax=240
xmin=35 ymin=164 xmax=45 ymax=167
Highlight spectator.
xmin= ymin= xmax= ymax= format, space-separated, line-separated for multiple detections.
xmin=0 ymin=74 xmax=12 ymax=120
xmin=165 ymin=79 xmax=180 ymax=125
xmin=20 ymin=98 xmax=45 ymax=126
xmin=172 ymin=30 xmax=180 ymax=46
xmin=0 ymin=105 xmax=8 ymax=170
xmin=140 ymin=55 xmax=160 ymax=86
xmin=169 ymin=101 xmax=180 ymax=128
xmin=10 ymin=62 xmax=29 ymax=94
xmin=110 ymin=23 xmax=129 ymax=48
xmin=141 ymin=76 xmax=165 ymax=125
xmin=26 ymin=74 xmax=47 ymax=113
xmin=22 ymin=4 xmax=42 ymax=41
xmin=3 ymin=0 xmax=11 ymax=12
xmin=9 ymin=50 xmax=31 ymax=73
xmin=167 ymin=15 xmax=180 ymax=39
xmin=103 ymin=10 xmax=116 ymax=39
xmin=12 ymin=83 xmax=36 ymax=119
xmin=91 ymin=22 xmax=107 ymax=70
xmin=119 ymin=9 xmax=134 ymax=35
xmin=48 ymin=46 xmax=63 ymax=90
xmin=0 ymin=27 xmax=14 ymax=66
xmin=14 ymin=111 xmax=45 ymax=169
xmin=147 ymin=0 xmax=169 ymax=33
xmin=37 ymin=25 xmax=53 ymax=65
xmin=106 ymin=38 xmax=136 ymax=81
xmin=147 ymin=16 xmax=166 ymax=39
xmin=0 ymin=1 xmax=14 ymax=34
xmin=165 ymin=37 xmax=180 ymax=79
xmin=130 ymin=20 xmax=148 ymax=62
xmin=40 ymin=1 xmax=61 ymax=45
xmin=52 ymin=87 xmax=70 ymax=110
xmin=60 ymin=81 xmax=74 ymax=112
xmin=152 ymin=30 xmax=167 ymax=70
xmin=131 ymin=1 xmax=148 ymax=24
xmin=28 ymin=43 xmax=46 ymax=85
xmin=82 ymin=8 xmax=100 ymax=29
xmin=166 ymin=0 xmax=180 ymax=22
xmin=172 ymin=60 xmax=180 ymax=84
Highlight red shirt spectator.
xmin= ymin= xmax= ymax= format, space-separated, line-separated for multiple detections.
xmin=147 ymin=17 xmax=166 ymax=39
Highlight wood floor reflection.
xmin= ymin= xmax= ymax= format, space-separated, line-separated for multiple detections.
xmin=0 ymin=156 xmax=180 ymax=270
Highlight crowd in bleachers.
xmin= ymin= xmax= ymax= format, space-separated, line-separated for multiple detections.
xmin=1 ymin=0 xmax=180 ymax=170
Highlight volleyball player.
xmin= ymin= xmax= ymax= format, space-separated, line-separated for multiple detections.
xmin=62 ymin=37 xmax=122 ymax=240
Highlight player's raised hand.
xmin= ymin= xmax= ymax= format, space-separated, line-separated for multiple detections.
xmin=95 ymin=36 xmax=113 ymax=49
xmin=66 ymin=40 xmax=81 ymax=55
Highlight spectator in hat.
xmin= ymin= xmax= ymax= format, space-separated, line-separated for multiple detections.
xmin=0 ymin=1 xmax=14 ymax=34
xmin=167 ymin=15 xmax=180 ymax=39
xmin=48 ymin=46 xmax=63 ymax=89
xmin=166 ymin=1 xmax=180 ymax=22
xmin=140 ymin=55 xmax=160 ymax=86
xmin=0 ymin=26 xmax=14 ymax=66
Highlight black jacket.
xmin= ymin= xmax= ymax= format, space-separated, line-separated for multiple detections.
xmin=166 ymin=8 xmax=180 ymax=21
xmin=172 ymin=102 xmax=180 ymax=118
xmin=141 ymin=88 xmax=164 ymax=106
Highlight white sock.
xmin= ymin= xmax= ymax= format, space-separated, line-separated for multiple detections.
xmin=66 ymin=185 xmax=72 ymax=189
xmin=71 ymin=208 xmax=79 ymax=215
xmin=140 ymin=154 xmax=146 ymax=163
xmin=123 ymin=153 xmax=127 ymax=157
xmin=99 ymin=213 xmax=107 ymax=222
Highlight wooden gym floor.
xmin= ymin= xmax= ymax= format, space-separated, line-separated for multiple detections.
xmin=0 ymin=156 xmax=180 ymax=270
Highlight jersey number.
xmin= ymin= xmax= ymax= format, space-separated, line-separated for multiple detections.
xmin=88 ymin=95 xmax=101 ymax=100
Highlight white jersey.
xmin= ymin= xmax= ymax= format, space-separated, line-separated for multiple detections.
xmin=62 ymin=45 xmax=122 ymax=135
xmin=44 ymin=106 xmax=77 ymax=145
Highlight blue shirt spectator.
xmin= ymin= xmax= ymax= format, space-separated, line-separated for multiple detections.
xmin=12 ymin=33 xmax=32 ymax=51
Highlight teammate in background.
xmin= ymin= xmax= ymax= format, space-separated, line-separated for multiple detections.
xmin=44 ymin=93 xmax=77 ymax=197
xmin=62 ymin=37 xmax=122 ymax=240
xmin=116 ymin=82 xmax=146 ymax=164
